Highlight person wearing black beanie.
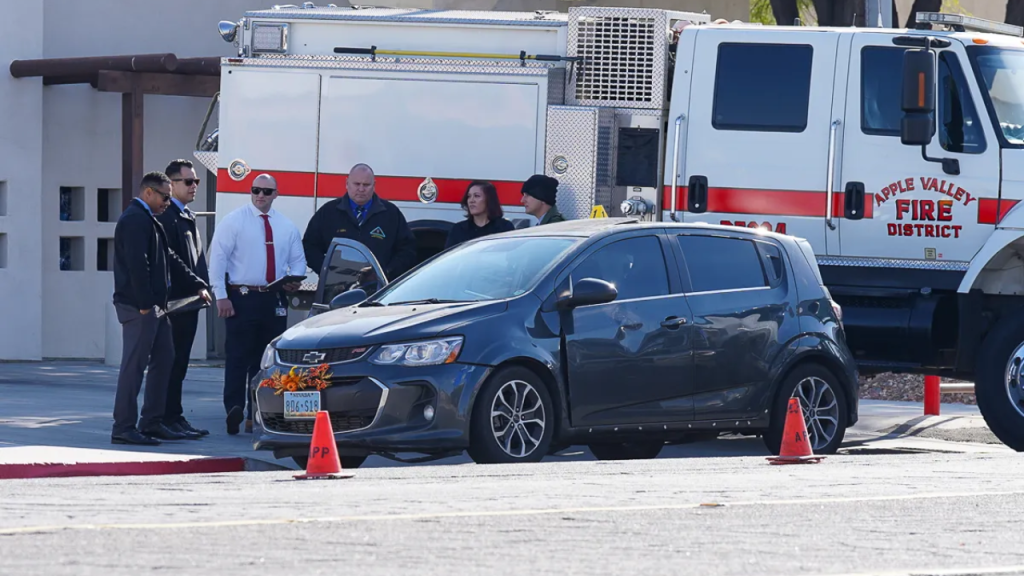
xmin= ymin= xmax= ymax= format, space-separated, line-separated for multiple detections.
xmin=521 ymin=174 xmax=566 ymax=225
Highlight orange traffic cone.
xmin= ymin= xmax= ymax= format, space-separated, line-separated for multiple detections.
xmin=293 ymin=411 xmax=355 ymax=480
xmin=766 ymin=397 xmax=825 ymax=465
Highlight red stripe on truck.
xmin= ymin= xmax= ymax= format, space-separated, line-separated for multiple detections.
xmin=977 ymin=198 xmax=1020 ymax=225
xmin=218 ymin=169 xmax=526 ymax=206
xmin=661 ymin=186 xmax=875 ymax=219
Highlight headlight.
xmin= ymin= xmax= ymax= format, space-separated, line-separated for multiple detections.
xmin=369 ymin=337 xmax=463 ymax=367
xmin=260 ymin=343 xmax=276 ymax=370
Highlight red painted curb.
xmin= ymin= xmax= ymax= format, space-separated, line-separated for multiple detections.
xmin=0 ymin=457 xmax=247 ymax=480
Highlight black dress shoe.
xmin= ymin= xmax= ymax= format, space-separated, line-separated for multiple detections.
xmin=177 ymin=418 xmax=210 ymax=436
xmin=140 ymin=423 xmax=189 ymax=441
xmin=226 ymin=406 xmax=244 ymax=435
xmin=112 ymin=429 xmax=161 ymax=446
xmin=166 ymin=421 xmax=203 ymax=440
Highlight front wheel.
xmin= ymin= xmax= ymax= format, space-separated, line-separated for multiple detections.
xmin=975 ymin=312 xmax=1024 ymax=451
xmin=763 ymin=363 xmax=848 ymax=456
xmin=468 ymin=366 xmax=555 ymax=464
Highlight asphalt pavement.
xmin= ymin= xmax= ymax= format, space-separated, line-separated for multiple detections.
xmin=2 ymin=452 xmax=1024 ymax=575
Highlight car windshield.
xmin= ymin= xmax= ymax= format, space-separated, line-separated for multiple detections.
xmin=371 ymin=236 xmax=579 ymax=305
xmin=970 ymin=46 xmax=1024 ymax=144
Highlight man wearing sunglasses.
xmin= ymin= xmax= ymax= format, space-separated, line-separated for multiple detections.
xmin=155 ymin=159 xmax=212 ymax=440
xmin=208 ymin=173 xmax=307 ymax=435
xmin=112 ymin=171 xmax=212 ymax=446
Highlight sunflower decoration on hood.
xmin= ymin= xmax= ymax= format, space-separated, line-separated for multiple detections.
xmin=259 ymin=363 xmax=333 ymax=395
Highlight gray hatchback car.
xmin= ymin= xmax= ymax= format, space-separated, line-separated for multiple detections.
xmin=251 ymin=218 xmax=858 ymax=468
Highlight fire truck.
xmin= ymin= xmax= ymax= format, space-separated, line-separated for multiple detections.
xmin=195 ymin=5 xmax=1024 ymax=451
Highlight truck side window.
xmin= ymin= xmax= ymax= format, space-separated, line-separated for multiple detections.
xmin=937 ymin=51 xmax=986 ymax=154
xmin=861 ymin=46 xmax=985 ymax=154
xmin=712 ymin=43 xmax=813 ymax=133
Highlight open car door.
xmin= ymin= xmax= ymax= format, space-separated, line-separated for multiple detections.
xmin=309 ymin=239 xmax=388 ymax=317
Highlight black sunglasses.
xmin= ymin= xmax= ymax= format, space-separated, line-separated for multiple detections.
xmin=252 ymin=187 xmax=276 ymax=196
xmin=149 ymin=188 xmax=171 ymax=202
xmin=172 ymin=178 xmax=201 ymax=186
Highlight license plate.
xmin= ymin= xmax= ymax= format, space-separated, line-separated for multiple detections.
xmin=284 ymin=391 xmax=320 ymax=420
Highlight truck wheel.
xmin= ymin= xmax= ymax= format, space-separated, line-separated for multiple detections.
xmin=974 ymin=313 xmax=1024 ymax=451
xmin=468 ymin=366 xmax=554 ymax=464
xmin=291 ymin=455 xmax=367 ymax=470
xmin=588 ymin=442 xmax=664 ymax=460
xmin=763 ymin=363 xmax=848 ymax=456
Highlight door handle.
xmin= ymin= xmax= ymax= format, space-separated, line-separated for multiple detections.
xmin=844 ymin=181 xmax=865 ymax=220
xmin=661 ymin=316 xmax=687 ymax=329
xmin=687 ymin=175 xmax=708 ymax=214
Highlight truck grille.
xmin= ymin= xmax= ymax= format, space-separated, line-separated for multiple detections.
xmin=568 ymin=7 xmax=667 ymax=108
xmin=277 ymin=346 xmax=369 ymax=365
xmin=261 ymin=409 xmax=377 ymax=434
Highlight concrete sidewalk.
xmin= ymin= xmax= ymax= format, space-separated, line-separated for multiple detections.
xmin=0 ymin=361 xmax=1009 ymax=479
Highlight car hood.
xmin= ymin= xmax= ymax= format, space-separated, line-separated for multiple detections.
xmin=275 ymin=300 xmax=509 ymax=350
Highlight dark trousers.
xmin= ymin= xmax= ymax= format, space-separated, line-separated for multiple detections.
xmin=112 ymin=303 xmax=173 ymax=434
xmin=224 ymin=291 xmax=287 ymax=420
xmin=165 ymin=309 xmax=199 ymax=424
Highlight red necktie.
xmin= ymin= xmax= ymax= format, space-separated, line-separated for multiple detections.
xmin=261 ymin=214 xmax=275 ymax=284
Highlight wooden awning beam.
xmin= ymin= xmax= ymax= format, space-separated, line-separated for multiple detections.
xmin=10 ymin=53 xmax=180 ymax=78
xmin=96 ymin=71 xmax=219 ymax=98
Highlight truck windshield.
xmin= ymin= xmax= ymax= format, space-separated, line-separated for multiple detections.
xmin=970 ymin=46 xmax=1024 ymax=145
xmin=370 ymin=236 xmax=579 ymax=306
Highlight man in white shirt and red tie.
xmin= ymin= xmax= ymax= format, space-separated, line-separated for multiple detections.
xmin=207 ymin=173 xmax=307 ymax=435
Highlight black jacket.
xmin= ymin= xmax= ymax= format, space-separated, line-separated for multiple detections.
xmin=444 ymin=217 xmax=515 ymax=250
xmin=302 ymin=194 xmax=418 ymax=280
xmin=156 ymin=201 xmax=210 ymax=300
xmin=113 ymin=200 xmax=207 ymax=311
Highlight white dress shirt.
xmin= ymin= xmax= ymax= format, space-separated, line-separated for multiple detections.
xmin=207 ymin=203 xmax=307 ymax=299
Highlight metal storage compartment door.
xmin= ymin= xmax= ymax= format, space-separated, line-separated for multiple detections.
xmin=544 ymin=106 xmax=615 ymax=221
xmin=315 ymin=71 xmax=545 ymax=222
xmin=216 ymin=68 xmax=322 ymax=237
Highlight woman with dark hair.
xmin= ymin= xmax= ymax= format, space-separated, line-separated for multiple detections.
xmin=444 ymin=180 xmax=515 ymax=249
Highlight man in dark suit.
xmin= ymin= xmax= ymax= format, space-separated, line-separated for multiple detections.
xmin=112 ymin=171 xmax=211 ymax=446
xmin=156 ymin=159 xmax=212 ymax=439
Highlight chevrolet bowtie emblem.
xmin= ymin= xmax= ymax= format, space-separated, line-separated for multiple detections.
xmin=302 ymin=351 xmax=326 ymax=364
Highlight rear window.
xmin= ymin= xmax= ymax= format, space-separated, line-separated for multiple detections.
xmin=712 ymin=42 xmax=814 ymax=133
xmin=676 ymin=235 xmax=768 ymax=293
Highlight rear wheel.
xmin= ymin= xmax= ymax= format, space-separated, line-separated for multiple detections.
xmin=975 ymin=312 xmax=1024 ymax=451
xmin=468 ymin=366 xmax=555 ymax=464
xmin=588 ymin=441 xmax=664 ymax=460
xmin=291 ymin=455 xmax=367 ymax=470
xmin=763 ymin=363 xmax=848 ymax=455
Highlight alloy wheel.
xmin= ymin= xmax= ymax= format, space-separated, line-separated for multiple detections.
xmin=791 ymin=376 xmax=840 ymax=452
xmin=490 ymin=379 xmax=546 ymax=458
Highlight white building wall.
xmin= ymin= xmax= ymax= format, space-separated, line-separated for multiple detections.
xmin=38 ymin=0 xmax=256 ymax=360
xmin=0 ymin=1 xmax=44 ymax=361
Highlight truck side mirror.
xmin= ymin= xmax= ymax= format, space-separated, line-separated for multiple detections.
xmin=900 ymin=49 xmax=936 ymax=146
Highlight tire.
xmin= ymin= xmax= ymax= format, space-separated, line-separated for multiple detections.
xmin=588 ymin=441 xmax=664 ymax=460
xmin=974 ymin=312 xmax=1024 ymax=451
xmin=467 ymin=365 xmax=555 ymax=464
xmin=763 ymin=363 xmax=849 ymax=456
xmin=291 ymin=455 xmax=367 ymax=470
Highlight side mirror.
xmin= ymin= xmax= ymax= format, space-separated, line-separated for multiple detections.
xmin=329 ymin=288 xmax=368 ymax=310
xmin=556 ymin=278 xmax=618 ymax=310
xmin=900 ymin=49 xmax=936 ymax=146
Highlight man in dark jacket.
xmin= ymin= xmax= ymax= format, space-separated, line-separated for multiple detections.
xmin=155 ymin=159 xmax=211 ymax=439
xmin=302 ymin=163 xmax=417 ymax=281
xmin=112 ymin=171 xmax=210 ymax=446
xmin=521 ymin=174 xmax=567 ymax=225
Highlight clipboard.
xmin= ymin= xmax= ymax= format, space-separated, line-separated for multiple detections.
xmin=267 ymin=275 xmax=308 ymax=292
